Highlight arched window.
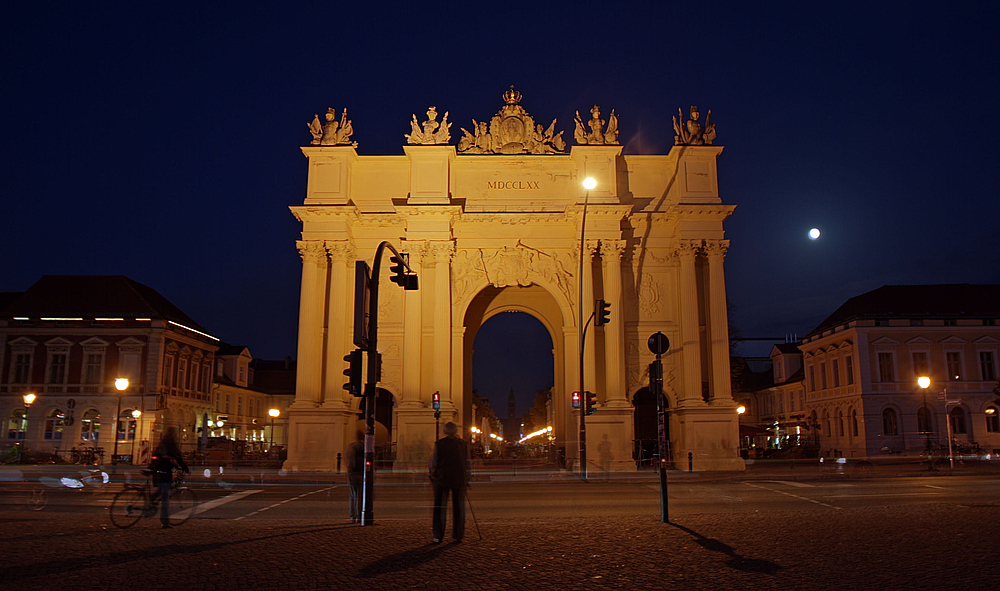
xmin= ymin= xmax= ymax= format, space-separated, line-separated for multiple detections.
xmin=949 ymin=407 xmax=967 ymax=435
xmin=882 ymin=409 xmax=898 ymax=436
xmin=823 ymin=410 xmax=831 ymax=435
xmin=986 ymin=407 xmax=1000 ymax=433
xmin=7 ymin=409 xmax=26 ymax=440
xmin=917 ymin=406 xmax=933 ymax=434
xmin=81 ymin=409 xmax=101 ymax=442
xmin=852 ymin=409 xmax=859 ymax=437
xmin=44 ymin=409 xmax=66 ymax=440
xmin=117 ymin=409 xmax=138 ymax=441
xmin=837 ymin=410 xmax=845 ymax=436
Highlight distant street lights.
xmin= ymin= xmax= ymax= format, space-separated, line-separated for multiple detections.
xmin=113 ymin=378 xmax=129 ymax=464
xmin=268 ymin=408 xmax=280 ymax=448
xmin=20 ymin=392 xmax=36 ymax=464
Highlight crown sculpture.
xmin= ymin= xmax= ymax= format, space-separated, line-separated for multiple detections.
xmin=405 ymin=106 xmax=452 ymax=145
xmin=457 ymin=86 xmax=566 ymax=154
xmin=573 ymin=105 xmax=619 ymax=145
xmin=672 ymin=106 xmax=716 ymax=145
xmin=308 ymin=107 xmax=357 ymax=147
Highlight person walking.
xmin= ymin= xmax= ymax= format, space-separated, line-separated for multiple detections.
xmin=429 ymin=421 xmax=469 ymax=543
xmin=148 ymin=427 xmax=190 ymax=529
xmin=346 ymin=430 xmax=365 ymax=523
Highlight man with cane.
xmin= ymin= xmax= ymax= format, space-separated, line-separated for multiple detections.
xmin=429 ymin=422 xmax=470 ymax=543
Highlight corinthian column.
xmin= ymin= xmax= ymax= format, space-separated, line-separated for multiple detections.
xmin=677 ymin=240 xmax=702 ymax=406
xmin=582 ymin=239 xmax=600 ymax=394
xmin=294 ymin=240 xmax=328 ymax=407
xmin=601 ymin=239 xmax=628 ymax=406
xmin=400 ymin=242 xmax=424 ymax=405
xmin=705 ymin=240 xmax=733 ymax=404
xmin=322 ymin=241 xmax=353 ymax=408
xmin=430 ymin=242 xmax=454 ymax=405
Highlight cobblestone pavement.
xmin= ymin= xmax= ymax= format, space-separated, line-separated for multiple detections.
xmin=2 ymin=501 xmax=998 ymax=590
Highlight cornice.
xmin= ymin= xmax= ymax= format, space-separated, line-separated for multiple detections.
xmin=289 ymin=206 xmax=361 ymax=222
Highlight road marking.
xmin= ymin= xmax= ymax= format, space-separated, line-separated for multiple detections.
xmin=196 ymin=490 xmax=263 ymax=515
xmin=823 ymin=492 xmax=942 ymax=498
xmin=743 ymin=482 xmax=841 ymax=510
xmin=761 ymin=480 xmax=815 ymax=488
xmin=923 ymin=484 xmax=946 ymax=490
xmin=233 ymin=486 xmax=337 ymax=520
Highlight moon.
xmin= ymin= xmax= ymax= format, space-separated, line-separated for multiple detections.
xmin=808 ymin=228 xmax=821 ymax=240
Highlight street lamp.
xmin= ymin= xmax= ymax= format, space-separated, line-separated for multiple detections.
xmin=268 ymin=408 xmax=280 ymax=448
xmin=113 ymin=377 xmax=129 ymax=464
xmin=20 ymin=392 xmax=36 ymax=464
xmin=917 ymin=376 xmax=934 ymax=462
xmin=578 ymin=176 xmax=596 ymax=479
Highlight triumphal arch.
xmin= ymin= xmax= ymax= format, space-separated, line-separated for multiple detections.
xmin=286 ymin=89 xmax=743 ymax=472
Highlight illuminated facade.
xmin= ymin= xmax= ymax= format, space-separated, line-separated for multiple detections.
xmin=286 ymin=92 xmax=743 ymax=472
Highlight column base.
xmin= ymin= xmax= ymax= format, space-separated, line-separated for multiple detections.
xmin=583 ymin=406 xmax=635 ymax=472
xmin=670 ymin=404 xmax=745 ymax=472
xmin=282 ymin=407 xmax=355 ymax=472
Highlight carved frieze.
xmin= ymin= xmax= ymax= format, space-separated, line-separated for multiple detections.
xmin=457 ymin=87 xmax=566 ymax=155
xmin=451 ymin=241 xmax=575 ymax=304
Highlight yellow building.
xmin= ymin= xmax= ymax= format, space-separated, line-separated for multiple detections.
xmin=286 ymin=91 xmax=743 ymax=472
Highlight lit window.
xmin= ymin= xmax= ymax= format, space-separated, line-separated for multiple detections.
xmin=986 ymin=408 xmax=1000 ymax=433
xmin=44 ymin=409 xmax=66 ymax=440
xmin=946 ymin=352 xmax=962 ymax=381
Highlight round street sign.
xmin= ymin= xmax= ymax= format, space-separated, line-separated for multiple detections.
xmin=647 ymin=332 xmax=670 ymax=355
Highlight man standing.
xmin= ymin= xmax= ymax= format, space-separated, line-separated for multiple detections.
xmin=346 ymin=430 xmax=365 ymax=523
xmin=429 ymin=421 xmax=469 ymax=543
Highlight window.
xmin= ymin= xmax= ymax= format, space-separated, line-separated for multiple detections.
xmin=910 ymin=319 xmax=923 ymax=326
xmin=12 ymin=353 xmax=32 ymax=384
xmin=81 ymin=409 xmax=101 ymax=441
xmin=47 ymin=353 xmax=68 ymax=384
xmin=178 ymin=359 xmax=187 ymax=389
xmin=823 ymin=411 xmax=831 ymax=434
xmin=882 ymin=409 xmax=898 ymax=436
xmin=946 ymin=352 xmax=962 ymax=381
xmin=980 ymin=351 xmax=996 ymax=382
xmin=986 ymin=408 xmax=1000 ymax=433
xmin=877 ymin=352 xmax=895 ymax=382
xmin=44 ymin=409 xmax=66 ymax=440
xmin=820 ymin=364 xmax=828 ymax=389
xmin=832 ymin=359 xmax=841 ymax=387
xmin=851 ymin=409 xmax=859 ymax=437
xmin=7 ymin=409 xmax=27 ymax=440
xmin=163 ymin=356 xmax=174 ymax=386
xmin=985 ymin=319 xmax=997 ymax=326
xmin=944 ymin=319 xmax=957 ymax=326
xmin=875 ymin=320 xmax=889 ymax=327
xmin=949 ymin=407 xmax=967 ymax=435
xmin=912 ymin=351 xmax=929 ymax=378
xmin=225 ymin=394 xmax=231 ymax=413
xmin=845 ymin=356 xmax=855 ymax=385
xmin=808 ymin=367 xmax=816 ymax=391
xmin=917 ymin=406 xmax=933 ymax=434
xmin=117 ymin=410 xmax=137 ymax=441
xmin=84 ymin=353 xmax=103 ymax=384
xmin=838 ymin=410 xmax=845 ymax=436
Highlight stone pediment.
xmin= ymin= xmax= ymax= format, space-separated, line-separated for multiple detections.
xmin=457 ymin=87 xmax=566 ymax=155
xmin=973 ymin=336 xmax=999 ymax=344
xmin=871 ymin=336 xmax=899 ymax=346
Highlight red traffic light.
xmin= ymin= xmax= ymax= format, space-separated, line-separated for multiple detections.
xmin=571 ymin=391 xmax=581 ymax=409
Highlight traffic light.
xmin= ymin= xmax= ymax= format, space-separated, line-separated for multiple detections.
xmin=432 ymin=391 xmax=440 ymax=410
xmin=571 ymin=391 xmax=581 ymax=409
xmin=585 ymin=391 xmax=597 ymax=415
xmin=595 ymin=299 xmax=611 ymax=326
xmin=389 ymin=253 xmax=419 ymax=290
xmin=343 ymin=349 xmax=363 ymax=397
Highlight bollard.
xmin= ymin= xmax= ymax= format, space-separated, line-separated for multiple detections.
xmin=688 ymin=452 xmax=693 ymax=472
xmin=337 ymin=452 xmax=342 ymax=473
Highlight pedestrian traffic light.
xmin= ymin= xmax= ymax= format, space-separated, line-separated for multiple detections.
xmin=571 ymin=391 xmax=581 ymax=409
xmin=585 ymin=391 xmax=597 ymax=415
xmin=595 ymin=299 xmax=611 ymax=326
xmin=389 ymin=253 xmax=419 ymax=290
xmin=343 ymin=349 xmax=363 ymax=397
xmin=432 ymin=391 xmax=440 ymax=410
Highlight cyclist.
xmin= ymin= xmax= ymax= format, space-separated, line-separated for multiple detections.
xmin=148 ymin=427 xmax=190 ymax=529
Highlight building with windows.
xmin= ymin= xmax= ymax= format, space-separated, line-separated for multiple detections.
xmin=750 ymin=285 xmax=1000 ymax=459
xmin=0 ymin=276 xmax=220 ymax=463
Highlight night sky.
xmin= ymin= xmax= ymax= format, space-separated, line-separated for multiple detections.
xmin=4 ymin=3 xmax=998 ymax=415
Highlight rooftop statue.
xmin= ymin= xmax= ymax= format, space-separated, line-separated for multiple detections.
xmin=457 ymin=86 xmax=565 ymax=155
xmin=672 ymin=106 xmax=716 ymax=146
xmin=573 ymin=105 xmax=619 ymax=145
xmin=308 ymin=107 xmax=357 ymax=147
xmin=405 ymin=106 xmax=452 ymax=145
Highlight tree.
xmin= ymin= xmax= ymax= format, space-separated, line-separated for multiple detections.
xmin=521 ymin=386 xmax=552 ymax=434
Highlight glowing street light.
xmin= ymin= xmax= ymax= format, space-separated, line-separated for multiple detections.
xmin=20 ymin=392 xmax=36 ymax=464
xmin=268 ymin=408 xmax=280 ymax=448
xmin=917 ymin=376 xmax=932 ymax=455
xmin=736 ymin=405 xmax=746 ymax=415
xmin=113 ymin=377 xmax=129 ymax=465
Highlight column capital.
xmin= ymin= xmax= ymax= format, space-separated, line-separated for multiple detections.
xmin=600 ymin=239 xmax=627 ymax=263
xmin=703 ymin=239 xmax=730 ymax=261
xmin=296 ymin=240 xmax=327 ymax=264
xmin=324 ymin=240 xmax=355 ymax=263
xmin=674 ymin=239 xmax=701 ymax=260
xmin=426 ymin=241 xmax=456 ymax=265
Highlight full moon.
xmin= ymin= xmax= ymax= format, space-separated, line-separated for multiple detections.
xmin=808 ymin=228 xmax=821 ymax=240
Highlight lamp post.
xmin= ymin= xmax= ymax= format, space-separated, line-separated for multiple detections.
xmin=268 ymin=408 xmax=280 ymax=448
xmin=578 ymin=176 xmax=596 ymax=479
xmin=113 ymin=377 xmax=129 ymax=465
xmin=20 ymin=392 xmax=36 ymax=464
xmin=129 ymin=409 xmax=142 ymax=463
xmin=917 ymin=376 xmax=932 ymax=451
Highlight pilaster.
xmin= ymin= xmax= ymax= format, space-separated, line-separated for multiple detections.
xmin=601 ymin=239 xmax=629 ymax=407
xmin=705 ymin=240 xmax=733 ymax=405
xmin=677 ymin=240 xmax=702 ymax=406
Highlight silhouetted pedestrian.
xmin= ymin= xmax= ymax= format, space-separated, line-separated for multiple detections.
xmin=346 ymin=430 xmax=365 ymax=522
xmin=429 ymin=421 xmax=469 ymax=543
xmin=148 ymin=427 xmax=189 ymax=529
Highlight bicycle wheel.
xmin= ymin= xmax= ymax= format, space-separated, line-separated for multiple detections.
xmin=110 ymin=487 xmax=147 ymax=529
xmin=167 ymin=487 xmax=197 ymax=525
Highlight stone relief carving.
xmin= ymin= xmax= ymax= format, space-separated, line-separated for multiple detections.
xmin=451 ymin=242 xmax=575 ymax=304
xmin=308 ymin=107 xmax=357 ymax=147
xmin=672 ymin=106 xmax=716 ymax=146
xmin=637 ymin=275 xmax=662 ymax=317
xmin=405 ymin=106 xmax=452 ymax=145
xmin=573 ymin=104 xmax=619 ymax=145
xmin=457 ymin=86 xmax=566 ymax=155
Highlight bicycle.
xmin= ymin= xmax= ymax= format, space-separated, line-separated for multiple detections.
xmin=109 ymin=469 xmax=198 ymax=528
